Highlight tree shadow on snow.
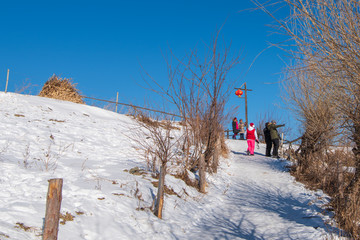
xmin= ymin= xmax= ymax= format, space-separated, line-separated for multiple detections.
xmin=189 ymin=177 xmax=341 ymax=239
xmin=232 ymin=149 xmax=291 ymax=173
xmin=231 ymin=150 xmax=249 ymax=156
xmin=191 ymin=214 xmax=266 ymax=240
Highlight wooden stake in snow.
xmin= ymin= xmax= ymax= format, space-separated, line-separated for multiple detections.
xmin=115 ymin=92 xmax=119 ymax=113
xmin=5 ymin=69 xmax=9 ymax=93
xmin=43 ymin=178 xmax=63 ymax=240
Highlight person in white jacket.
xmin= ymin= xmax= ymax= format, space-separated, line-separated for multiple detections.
xmin=244 ymin=123 xmax=259 ymax=156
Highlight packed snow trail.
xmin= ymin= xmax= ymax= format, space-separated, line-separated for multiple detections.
xmin=181 ymin=140 xmax=333 ymax=240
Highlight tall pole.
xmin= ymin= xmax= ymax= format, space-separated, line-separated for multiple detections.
xmin=235 ymin=83 xmax=252 ymax=128
xmin=244 ymin=82 xmax=248 ymax=126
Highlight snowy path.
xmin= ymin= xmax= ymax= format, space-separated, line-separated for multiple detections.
xmin=183 ymin=140 xmax=331 ymax=240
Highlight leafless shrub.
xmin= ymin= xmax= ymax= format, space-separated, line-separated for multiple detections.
xmin=15 ymin=78 xmax=38 ymax=95
xmin=33 ymin=141 xmax=73 ymax=172
xmin=254 ymin=0 xmax=360 ymax=236
xmin=284 ymin=70 xmax=340 ymax=173
xmin=21 ymin=144 xmax=31 ymax=169
xmin=0 ymin=141 xmax=10 ymax=161
xmin=130 ymin=111 xmax=184 ymax=218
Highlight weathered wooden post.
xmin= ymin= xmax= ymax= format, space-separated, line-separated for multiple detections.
xmin=115 ymin=92 xmax=119 ymax=113
xmin=199 ymin=154 xmax=206 ymax=193
xmin=5 ymin=69 xmax=9 ymax=93
xmin=234 ymin=83 xmax=253 ymax=127
xmin=154 ymin=165 xmax=165 ymax=219
xmin=43 ymin=178 xmax=63 ymax=240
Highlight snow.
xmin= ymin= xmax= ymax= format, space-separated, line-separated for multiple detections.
xmin=0 ymin=92 xmax=343 ymax=240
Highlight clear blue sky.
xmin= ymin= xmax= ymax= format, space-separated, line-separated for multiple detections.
xmin=0 ymin=1 xmax=295 ymax=135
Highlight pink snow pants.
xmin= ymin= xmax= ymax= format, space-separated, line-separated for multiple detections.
xmin=247 ymin=139 xmax=255 ymax=155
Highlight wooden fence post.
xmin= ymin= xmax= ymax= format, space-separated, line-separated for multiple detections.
xmin=154 ymin=165 xmax=165 ymax=219
xmin=43 ymin=178 xmax=63 ymax=240
xmin=280 ymin=133 xmax=284 ymax=157
xmin=5 ymin=69 xmax=9 ymax=93
xmin=199 ymin=154 xmax=206 ymax=193
xmin=115 ymin=92 xmax=119 ymax=113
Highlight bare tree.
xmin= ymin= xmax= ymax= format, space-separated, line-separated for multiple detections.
xmin=130 ymin=112 xmax=184 ymax=218
xmin=143 ymin=31 xmax=241 ymax=179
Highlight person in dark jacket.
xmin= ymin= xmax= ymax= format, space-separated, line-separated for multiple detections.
xmin=232 ymin=117 xmax=239 ymax=139
xmin=268 ymin=120 xmax=285 ymax=158
xmin=263 ymin=122 xmax=272 ymax=157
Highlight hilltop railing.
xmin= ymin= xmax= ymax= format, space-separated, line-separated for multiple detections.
xmin=79 ymin=95 xmax=182 ymax=118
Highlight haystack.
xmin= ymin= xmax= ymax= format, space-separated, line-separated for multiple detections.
xmin=39 ymin=75 xmax=85 ymax=104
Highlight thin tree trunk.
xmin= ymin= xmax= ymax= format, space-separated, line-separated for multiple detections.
xmin=199 ymin=154 xmax=206 ymax=193
xmin=154 ymin=165 xmax=166 ymax=219
xmin=212 ymin=139 xmax=220 ymax=174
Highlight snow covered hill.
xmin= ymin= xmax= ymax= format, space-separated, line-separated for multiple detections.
xmin=0 ymin=92 xmax=341 ymax=240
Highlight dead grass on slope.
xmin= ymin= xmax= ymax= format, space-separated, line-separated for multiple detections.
xmin=39 ymin=75 xmax=84 ymax=104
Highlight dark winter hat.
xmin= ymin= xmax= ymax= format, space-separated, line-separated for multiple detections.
xmin=271 ymin=120 xmax=276 ymax=124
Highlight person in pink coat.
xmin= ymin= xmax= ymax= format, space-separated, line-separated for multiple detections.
xmin=245 ymin=123 xmax=259 ymax=156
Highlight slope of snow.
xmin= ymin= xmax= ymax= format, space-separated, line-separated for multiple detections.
xmin=0 ymin=92 xmax=342 ymax=240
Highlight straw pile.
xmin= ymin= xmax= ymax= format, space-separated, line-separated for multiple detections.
xmin=39 ymin=75 xmax=84 ymax=104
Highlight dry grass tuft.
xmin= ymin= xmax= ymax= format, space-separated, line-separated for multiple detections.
xmin=151 ymin=181 xmax=181 ymax=197
xmin=14 ymin=222 xmax=31 ymax=232
xmin=14 ymin=222 xmax=36 ymax=232
xmin=0 ymin=232 xmax=10 ymax=238
xmin=173 ymin=171 xmax=198 ymax=189
xmin=60 ymin=212 xmax=75 ymax=225
xmin=75 ymin=211 xmax=85 ymax=215
xmin=39 ymin=75 xmax=84 ymax=104
xmin=128 ymin=167 xmax=147 ymax=176
xmin=220 ymin=136 xmax=230 ymax=158
xmin=134 ymin=114 xmax=180 ymax=131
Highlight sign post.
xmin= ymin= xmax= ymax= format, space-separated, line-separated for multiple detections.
xmin=235 ymin=82 xmax=252 ymax=126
